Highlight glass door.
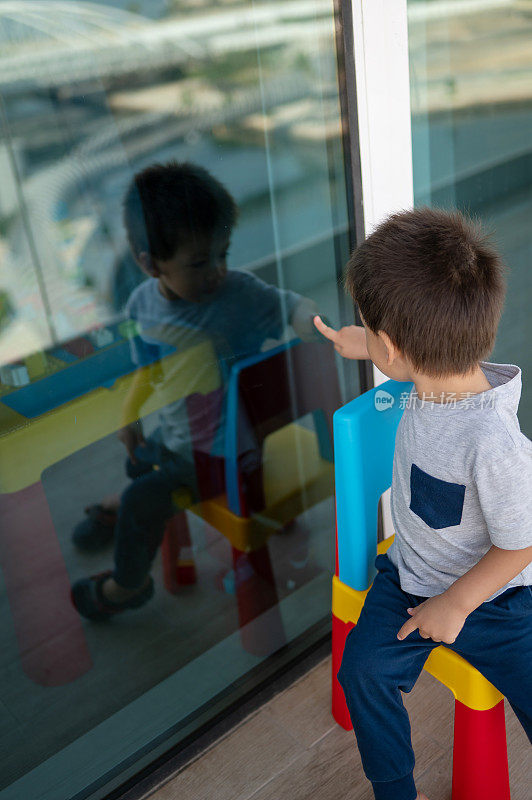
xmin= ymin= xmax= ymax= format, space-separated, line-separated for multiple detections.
xmin=0 ymin=2 xmax=360 ymax=798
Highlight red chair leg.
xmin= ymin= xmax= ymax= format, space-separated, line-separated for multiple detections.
xmin=0 ymin=483 xmax=92 ymax=686
xmin=332 ymin=613 xmax=355 ymax=730
xmin=233 ymin=544 xmax=286 ymax=657
xmin=161 ymin=512 xmax=197 ymax=594
xmin=452 ymin=699 xmax=510 ymax=800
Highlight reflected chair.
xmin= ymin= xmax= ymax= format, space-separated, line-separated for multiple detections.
xmin=332 ymin=380 xmax=510 ymax=800
xmin=0 ymin=328 xmax=221 ymax=686
xmin=163 ymin=338 xmax=340 ymax=656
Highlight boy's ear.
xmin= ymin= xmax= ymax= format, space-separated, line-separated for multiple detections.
xmin=377 ymin=330 xmax=399 ymax=365
xmin=137 ymin=251 xmax=159 ymax=277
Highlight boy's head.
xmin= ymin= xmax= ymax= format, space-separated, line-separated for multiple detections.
xmin=123 ymin=161 xmax=238 ymax=302
xmin=344 ymin=207 xmax=506 ymax=379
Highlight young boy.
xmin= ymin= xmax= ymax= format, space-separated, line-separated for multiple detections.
xmin=71 ymin=161 xmax=318 ymax=619
xmin=314 ymin=207 xmax=532 ymax=800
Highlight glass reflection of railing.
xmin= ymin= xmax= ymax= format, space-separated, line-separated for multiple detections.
xmin=0 ymin=1 xmax=334 ymax=93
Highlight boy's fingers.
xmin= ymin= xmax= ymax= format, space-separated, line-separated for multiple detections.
xmin=313 ymin=315 xmax=338 ymax=342
xmin=397 ymin=618 xmax=418 ymax=640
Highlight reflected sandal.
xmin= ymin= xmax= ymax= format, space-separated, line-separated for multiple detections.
xmin=71 ymin=570 xmax=154 ymax=621
xmin=72 ymin=505 xmax=117 ymax=552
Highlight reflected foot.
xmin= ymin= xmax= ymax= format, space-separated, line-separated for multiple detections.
xmin=102 ymin=576 xmax=152 ymax=603
xmin=100 ymin=493 xmax=120 ymax=512
xmin=71 ymin=570 xmax=154 ymax=621
xmin=72 ymin=504 xmax=118 ymax=551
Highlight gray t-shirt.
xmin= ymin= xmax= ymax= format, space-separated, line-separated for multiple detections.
xmin=126 ymin=270 xmax=300 ymax=455
xmin=387 ymin=361 xmax=532 ymax=600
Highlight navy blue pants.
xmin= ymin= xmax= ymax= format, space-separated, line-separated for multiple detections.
xmin=337 ymin=554 xmax=532 ymax=800
xmin=113 ymin=438 xmax=198 ymax=589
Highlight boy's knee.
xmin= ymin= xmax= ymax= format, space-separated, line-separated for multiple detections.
xmin=337 ymin=627 xmax=382 ymax=689
xmin=121 ymin=479 xmax=168 ymax=519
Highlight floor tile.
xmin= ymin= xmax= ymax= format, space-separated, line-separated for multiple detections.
xmin=152 ymin=709 xmax=305 ymax=800
xmin=246 ymin=725 xmax=372 ymax=800
xmin=264 ymin=658 xmax=335 ymax=748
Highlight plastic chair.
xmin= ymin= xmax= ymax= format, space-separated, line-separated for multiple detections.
xmin=163 ymin=338 xmax=340 ymax=655
xmin=332 ymin=380 xmax=511 ymax=800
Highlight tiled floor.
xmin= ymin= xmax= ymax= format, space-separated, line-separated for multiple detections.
xmin=148 ymin=655 xmax=531 ymax=800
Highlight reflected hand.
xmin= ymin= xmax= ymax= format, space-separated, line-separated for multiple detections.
xmin=313 ymin=316 xmax=369 ymax=359
xmin=290 ymin=298 xmax=319 ymax=341
xmin=117 ymin=421 xmax=145 ymax=463
xmin=397 ymin=594 xmax=468 ymax=644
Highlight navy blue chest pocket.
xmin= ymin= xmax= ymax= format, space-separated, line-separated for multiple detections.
xmin=409 ymin=463 xmax=466 ymax=529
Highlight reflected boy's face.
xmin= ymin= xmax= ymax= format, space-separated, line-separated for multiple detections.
xmin=140 ymin=231 xmax=231 ymax=303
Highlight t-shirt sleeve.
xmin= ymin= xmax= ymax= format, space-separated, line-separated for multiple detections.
xmin=475 ymin=443 xmax=532 ymax=550
xmin=235 ymin=271 xmax=301 ymax=340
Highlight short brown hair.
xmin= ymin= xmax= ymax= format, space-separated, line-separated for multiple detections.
xmin=344 ymin=207 xmax=506 ymax=377
xmin=123 ymin=161 xmax=238 ymax=259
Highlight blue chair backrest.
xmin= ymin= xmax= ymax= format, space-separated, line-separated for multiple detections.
xmin=334 ymin=380 xmax=413 ymax=591
xmin=223 ymin=340 xmax=300 ymax=514
xmin=224 ymin=338 xmax=340 ymax=514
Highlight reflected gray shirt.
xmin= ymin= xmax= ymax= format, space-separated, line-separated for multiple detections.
xmin=126 ymin=271 xmax=300 ymax=455
xmin=387 ymin=361 xmax=532 ymax=600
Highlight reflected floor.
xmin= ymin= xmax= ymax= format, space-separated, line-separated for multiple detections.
xmin=0 ymin=426 xmax=335 ymax=792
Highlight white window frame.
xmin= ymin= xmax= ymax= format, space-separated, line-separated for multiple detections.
xmin=349 ymin=0 xmax=413 ymax=534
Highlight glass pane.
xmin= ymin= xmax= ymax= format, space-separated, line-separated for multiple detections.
xmin=0 ymin=2 xmax=358 ymax=799
xmin=408 ymin=0 xmax=532 ymax=434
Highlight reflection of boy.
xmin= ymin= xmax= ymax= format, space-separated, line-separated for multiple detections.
xmin=316 ymin=207 xmax=532 ymax=800
xmin=71 ymin=161 xmax=318 ymax=620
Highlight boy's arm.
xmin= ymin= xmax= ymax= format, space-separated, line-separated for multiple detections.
xmin=445 ymin=545 xmax=532 ymax=614
xmin=291 ymin=302 xmax=369 ymax=358
xmin=234 ymin=271 xmax=364 ymax=354
xmin=118 ymin=364 xmax=157 ymax=462
xmin=397 ymin=544 xmax=532 ymax=643
xmin=120 ymin=364 xmax=157 ymax=427
xmin=399 ymin=444 xmax=532 ymax=643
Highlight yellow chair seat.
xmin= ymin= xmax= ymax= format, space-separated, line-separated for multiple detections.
xmin=332 ymin=537 xmax=503 ymax=711
xmin=189 ymin=423 xmax=334 ymax=552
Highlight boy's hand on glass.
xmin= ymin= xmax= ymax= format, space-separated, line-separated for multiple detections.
xmin=397 ymin=593 xmax=468 ymax=644
xmin=313 ymin=316 xmax=369 ymax=359
xmin=117 ymin=421 xmax=145 ymax=463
